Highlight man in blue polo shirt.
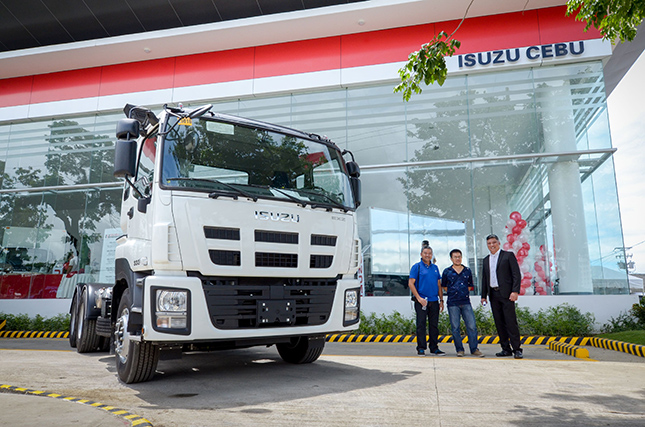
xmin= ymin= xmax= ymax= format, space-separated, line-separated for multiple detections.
xmin=408 ymin=244 xmax=444 ymax=356
xmin=442 ymin=249 xmax=484 ymax=357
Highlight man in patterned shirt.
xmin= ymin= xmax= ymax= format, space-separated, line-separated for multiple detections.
xmin=442 ymin=249 xmax=484 ymax=357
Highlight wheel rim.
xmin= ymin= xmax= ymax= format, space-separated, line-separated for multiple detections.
xmin=115 ymin=306 xmax=130 ymax=364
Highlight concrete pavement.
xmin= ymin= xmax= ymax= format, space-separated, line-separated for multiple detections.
xmin=1 ymin=341 xmax=644 ymax=426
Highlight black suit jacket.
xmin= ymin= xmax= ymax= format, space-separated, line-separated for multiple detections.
xmin=481 ymin=249 xmax=521 ymax=299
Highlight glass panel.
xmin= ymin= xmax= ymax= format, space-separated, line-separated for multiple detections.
xmin=405 ymin=76 xmax=470 ymax=162
xmin=466 ymin=68 xmax=540 ymax=157
xmin=3 ymin=122 xmax=48 ymax=190
xmin=346 ymin=85 xmax=407 ymax=166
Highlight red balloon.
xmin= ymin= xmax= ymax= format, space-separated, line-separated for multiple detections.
xmin=517 ymin=219 xmax=527 ymax=228
xmin=519 ymin=288 xmax=526 ymax=295
xmin=539 ymin=245 xmax=545 ymax=252
xmin=518 ymin=248 xmax=528 ymax=257
xmin=507 ymin=234 xmax=516 ymax=243
xmin=510 ymin=211 xmax=522 ymax=221
xmin=512 ymin=226 xmax=522 ymax=235
xmin=538 ymin=270 xmax=546 ymax=280
xmin=521 ymin=279 xmax=531 ymax=287
xmin=523 ymin=272 xmax=533 ymax=280
xmin=522 ymin=242 xmax=530 ymax=250
xmin=534 ymin=264 xmax=543 ymax=272
xmin=503 ymin=242 xmax=512 ymax=251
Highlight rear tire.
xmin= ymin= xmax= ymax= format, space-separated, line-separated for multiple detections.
xmin=277 ymin=336 xmax=324 ymax=364
xmin=115 ymin=288 xmax=159 ymax=383
xmin=68 ymin=296 xmax=78 ymax=348
xmin=76 ymin=289 xmax=101 ymax=353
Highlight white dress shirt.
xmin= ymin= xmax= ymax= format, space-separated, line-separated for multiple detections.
xmin=489 ymin=251 xmax=500 ymax=288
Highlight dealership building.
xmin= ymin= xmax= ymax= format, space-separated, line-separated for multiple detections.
xmin=0 ymin=0 xmax=641 ymax=325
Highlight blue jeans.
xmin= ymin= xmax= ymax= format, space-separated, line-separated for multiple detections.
xmin=448 ymin=304 xmax=479 ymax=353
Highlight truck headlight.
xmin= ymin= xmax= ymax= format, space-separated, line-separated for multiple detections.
xmin=344 ymin=288 xmax=360 ymax=326
xmin=155 ymin=289 xmax=189 ymax=330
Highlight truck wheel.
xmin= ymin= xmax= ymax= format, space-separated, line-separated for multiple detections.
xmin=69 ymin=296 xmax=78 ymax=348
xmin=76 ymin=288 xmax=102 ymax=353
xmin=277 ymin=336 xmax=324 ymax=364
xmin=115 ymin=289 xmax=159 ymax=384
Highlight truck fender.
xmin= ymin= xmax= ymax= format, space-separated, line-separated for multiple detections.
xmin=74 ymin=282 xmax=106 ymax=320
xmin=114 ymin=258 xmax=149 ymax=333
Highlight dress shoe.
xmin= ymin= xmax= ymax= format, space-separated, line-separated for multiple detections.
xmin=514 ymin=350 xmax=523 ymax=359
xmin=495 ymin=350 xmax=513 ymax=357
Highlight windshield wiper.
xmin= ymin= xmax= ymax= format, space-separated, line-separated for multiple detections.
xmin=244 ymin=184 xmax=307 ymax=207
xmin=270 ymin=187 xmax=308 ymax=207
xmin=166 ymin=177 xmax=258 ymax=201
xmin=297 ymin=189 xmax=348 ymax=212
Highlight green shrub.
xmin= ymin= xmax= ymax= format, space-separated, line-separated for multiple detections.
xmin=357 ymin=311 xmax=416 ymax=335
xmin=353 ymin=303 xmax=596 ymax=337
xmin=601 ymin=298 xmax=645 ymax=333
xmin=0 ymin=312 xmax=70 ymax=331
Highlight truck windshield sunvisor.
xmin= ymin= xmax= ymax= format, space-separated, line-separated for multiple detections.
xmin=160 ymin=116 xmax=356 ymax=210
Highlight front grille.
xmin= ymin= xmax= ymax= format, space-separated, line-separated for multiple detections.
xmin=209 ymin=250 xmax=241 ymax=266
xmin=310 ymin=255 xmax=333 ymax=268
xmin=255 ymin=252 xmax=297 ymax=268
xmin=255 ymin=230 xmax=298 ymax=244
xmin=311 ymin=234 xmax=337 ymax=246
xmin=204 ymin=226 xmax=240 ymax=240
xmin=200 ymin=276 xmax=337 ymax=329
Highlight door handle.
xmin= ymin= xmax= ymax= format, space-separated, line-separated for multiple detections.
xmin=127 ymin=207 xmax=134 ymax=219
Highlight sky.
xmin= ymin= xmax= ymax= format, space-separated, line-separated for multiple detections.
xmin=607 ymin=50 xmax=645 ymax=274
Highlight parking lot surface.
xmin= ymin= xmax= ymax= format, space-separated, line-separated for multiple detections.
xmin=1 ymin=339 xmax=644 ymax=426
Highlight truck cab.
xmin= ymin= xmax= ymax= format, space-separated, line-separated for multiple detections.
xmin=94 ymin=103 xmax=362 ymax=383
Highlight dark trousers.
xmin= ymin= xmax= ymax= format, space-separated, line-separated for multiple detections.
xmin=490 ymin=291 xmax=521 ymax=353
xmin=414 ymin=300 xmax=440 ymax=352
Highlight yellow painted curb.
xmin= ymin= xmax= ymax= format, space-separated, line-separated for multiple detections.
xmin=0 ymin=330 xmax=69 ymax=338
xmin=325 ymin=334 xmax=589 ymax=345
xmin=588 ymin=337 xmax=645 ymax=358
xmin=0 ymin=383 xmax=153 ymax=426
xmin=548 ymin=341 xmax=590 ymax=359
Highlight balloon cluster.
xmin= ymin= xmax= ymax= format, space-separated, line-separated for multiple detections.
xmin=503 ymin=211 xmax=532 ymax=296
xmin=533 ymin=245 xmax=552 ymax=295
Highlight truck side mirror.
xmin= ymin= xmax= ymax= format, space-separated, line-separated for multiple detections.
xmin=116 ymin=118 xmax=140 ymax=140
xmin=346 ymin=161 xmax=360 ymax=178
xmin=345 ymin=161 xmax=361 ymax=207
xmin=114 ymin=118 xmax=140 ymax=179
xmin=350 ymin=177 xmax=361 ymax=208
xmin=114 ymin=139 xmax=137 ymax=178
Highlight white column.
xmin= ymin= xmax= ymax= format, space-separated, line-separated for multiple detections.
xmin=540 ymin=84 xmax=593 ymax=294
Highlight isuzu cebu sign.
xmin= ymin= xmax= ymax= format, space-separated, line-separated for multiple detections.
xmin=458 ymin=41 xmax=585 ymax=68
xmin=445 ymin=39 xmax=611 ymax=73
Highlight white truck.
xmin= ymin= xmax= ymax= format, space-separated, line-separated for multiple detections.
xmin=69 ymin=103 xmax=362 ymax=383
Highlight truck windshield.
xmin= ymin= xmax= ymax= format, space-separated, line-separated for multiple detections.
xmin=160 ymin=116 xmax=355 ymax=210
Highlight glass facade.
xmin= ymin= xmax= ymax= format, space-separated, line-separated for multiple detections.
xmin=0 ymin=60 xmax=629 ymax=299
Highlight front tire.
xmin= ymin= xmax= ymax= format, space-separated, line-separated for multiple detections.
xmin=115 ymin=288 xmax=159 ymax=383
xmin=76 ymin=289 xmax=101 ymax=353
xmin=277 ymin=336 xmax=325 ymax=364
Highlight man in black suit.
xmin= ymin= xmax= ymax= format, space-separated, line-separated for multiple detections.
xmin=480 ymin=234 xmax=523 ymax=359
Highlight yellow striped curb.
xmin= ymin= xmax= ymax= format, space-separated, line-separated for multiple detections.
xmin=0 ymin=384 xmax=153 ymax=426
xmin=3 ymin=330 xmax=643 ymax=358
xmin=0 ymin=319 xmax=6 ymax=330
xmin=325 ymin=334 xmax=590 ymax=346
xmin=588 ymin=336 xmax=645 ymax=358
xmin=0 ymin=330 xmax=69 ymax=339
xmin=548 ymin=341 xmax=590 ymax=359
